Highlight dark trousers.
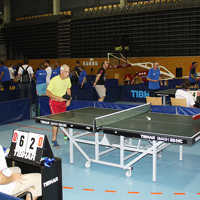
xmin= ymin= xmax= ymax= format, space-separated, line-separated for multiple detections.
xmin=19 ymin=82 xmax=32 ymax=100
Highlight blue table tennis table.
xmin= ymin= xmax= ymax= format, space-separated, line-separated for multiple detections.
xmin=36 ymin=104 xmax=200 ymax=182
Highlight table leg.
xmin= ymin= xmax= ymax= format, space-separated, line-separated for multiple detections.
xmin=95 ymin=132 xmax=99 ymax=161
xmin=152 ymin=140 xmax=157 ymax=182
xmin=179 ymin=145 xmax=183 ymax=161
xmin=120 ymin=136 xmax=124 ymax=167
xmin=163 ymin=96 xmax=166 ymax=105
xmin=69 ymin=128 xmax=74 ymax=163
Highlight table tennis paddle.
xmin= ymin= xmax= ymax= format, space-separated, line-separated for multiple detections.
xmin=192 ymin=113 xmax=200 ymax=120
xmin=62 ymin=94 xmax=72 ymax=101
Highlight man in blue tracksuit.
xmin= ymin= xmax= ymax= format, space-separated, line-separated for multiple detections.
xmin=0 ymin=61 xmax=11 ymax=91
xmin=147 ymin=62 xmax=160 ymax=96
xmin=35 ymin=64 xmax=47 ymax=96
xmin=189 ymin=62 xmax=199 ymax=88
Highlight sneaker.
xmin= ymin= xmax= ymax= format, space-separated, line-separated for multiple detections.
xmin=52 ymin=140 xmax=60 ymax=147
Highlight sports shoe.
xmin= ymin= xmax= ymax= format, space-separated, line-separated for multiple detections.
xmin=52 ymin=140 xmax=59 ymax=147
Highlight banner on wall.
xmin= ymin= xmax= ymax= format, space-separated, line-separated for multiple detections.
xmin=82 ymin=58 xmax=99 ymax=67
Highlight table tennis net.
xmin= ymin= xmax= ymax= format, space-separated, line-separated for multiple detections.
xmin=95 ymin=103 xmax=151 ymax=128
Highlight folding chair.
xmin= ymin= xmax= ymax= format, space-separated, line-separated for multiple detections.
xmin=170 ymin=97 xmax=187 ymax=107
xmin=146 ymin=96 xmax=162 ymax=105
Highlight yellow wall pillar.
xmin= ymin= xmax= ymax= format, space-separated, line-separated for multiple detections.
xmin=53 ymin=0 xmax=60 ymax=15
xmin=4 ymin=0 xmax=11 ymax=24
xmin=120 ymin=0 xmax=128 ymax=8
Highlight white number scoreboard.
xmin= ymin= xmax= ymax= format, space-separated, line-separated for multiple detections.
xmin=8 ymin=130 xmax=53 ymax=165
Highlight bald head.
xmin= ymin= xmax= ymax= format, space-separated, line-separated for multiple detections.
xmin=60 ymin=64 xmax=70 ymax=72
xmin=60 ymin=64 xmax=70 ymax=79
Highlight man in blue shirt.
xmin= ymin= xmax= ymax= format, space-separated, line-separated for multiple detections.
xmin=147 ymin=62 xmax=160 ymax=96
xmin=189 ymin=62 xmax=199 ymax=88
xmin=50 ymin=62 xmax=60 ymax=79
xmin=78 ymin=66 xmax=87 ymax=88
xmin=35 ymin=64 xmax=47 ymax=96
xmin=0 ymin=61 xmax=11 ymax=91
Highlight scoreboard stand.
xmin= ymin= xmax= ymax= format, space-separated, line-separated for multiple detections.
xmin=6 ymin=130 xmax=63 ymax=200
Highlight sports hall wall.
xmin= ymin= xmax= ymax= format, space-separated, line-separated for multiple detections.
xmin=2 ymin=1 xmax=200 ymax=84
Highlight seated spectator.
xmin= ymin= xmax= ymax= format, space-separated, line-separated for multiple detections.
xmin=175 ymin=80 xmax=198 ymax=107
xmin=0 ymin=145 xmax=42 ymax=200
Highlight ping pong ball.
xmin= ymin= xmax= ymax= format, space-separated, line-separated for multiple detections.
xmin=146 ymin=116 xmax=151 ymax=120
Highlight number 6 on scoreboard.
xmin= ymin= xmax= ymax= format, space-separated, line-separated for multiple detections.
xmin=15 ymin=131 xmax=29 ymax=153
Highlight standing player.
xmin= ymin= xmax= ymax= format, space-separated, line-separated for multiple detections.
xmin=46 ymin=64 xmax=72 ymax=147
xmin=50 ymin=62 xmax=60 ymax=80
xmin=0 ymin=61 xmax=11 ymax=91
xmin=189 ymin=62 xmax=199 ymax=88
xmin=44 ymin=60 xmax=52 ymax=86
xmin=35 ymin=64 xmax=47 ymax=96
xmin=147 ymin=62 xmax=160 ymax=97
xmin=17 ymin=59 xmax=34 ymax=99
xmin=93 ymin=60 xmax=109 ymax=102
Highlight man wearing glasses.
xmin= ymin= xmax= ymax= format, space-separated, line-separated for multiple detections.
xmin=46 ymin=64 xmax=72 ymax=147
xmin=147 ymin=62 xmax=160 ymax=97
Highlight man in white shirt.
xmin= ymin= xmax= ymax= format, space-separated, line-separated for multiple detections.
xmin=44 ymin=60 xmax=52 ymax=86
xmin=18 ymin=65 xmax=34 ymax=82
xmin=0 ymin=145 xmax=41 ymax=200
xmin=175 ymin=80 xmax=196 ymax=107
xmin=8 ymin=65 xmax=15 ymax=81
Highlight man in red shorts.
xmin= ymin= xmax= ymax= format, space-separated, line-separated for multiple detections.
xmin=46 ymin=64 xmax=71 ymax=147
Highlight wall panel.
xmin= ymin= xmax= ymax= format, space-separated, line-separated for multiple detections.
xmin=11 ymin=0 xmax=52 ymax=19
xmin=71 ymin=7 xmax=200 ymax=58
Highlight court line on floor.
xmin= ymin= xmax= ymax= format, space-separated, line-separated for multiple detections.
xmin=105 ymin=190 xmax=117 ymax=193
xmin=128 ymin=191 xmax=140 ymax=194
xmin=63 ymin=187 xmax=200 ymax=195
xmin=151 ymin=192 xmax=163 ymax=195
xmin=82 ymin=188 xmax=95 ymax=192
xmin=63 ymin=186 xmax=73 ymax=190
xmin=174 ymin=192 xmax=186 ymax=195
